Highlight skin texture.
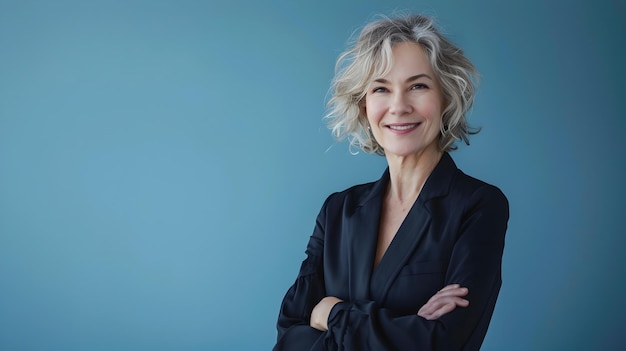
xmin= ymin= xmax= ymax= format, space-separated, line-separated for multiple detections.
xmin=310 ymin=42 xmax=470 ymax=331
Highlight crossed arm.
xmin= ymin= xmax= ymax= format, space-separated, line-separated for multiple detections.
xmin=310 ymin=284 xmax=470 ymax=331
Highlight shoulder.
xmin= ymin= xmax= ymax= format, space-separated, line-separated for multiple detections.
xmin=316 ymin=168 xmax=388 ymax=219
xmin=445 ymin=169 xmax=509 ymax=223
xmin=424 ymin=153 xmax=507 ymax=208
xmin=452 ymin=169 xmax=506 ymax=201
xmin=323 ymin=179 xmax=379 ymax=210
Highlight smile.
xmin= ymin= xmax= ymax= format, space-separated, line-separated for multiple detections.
xmin=387 ymin=123 xmax=420 ymax=131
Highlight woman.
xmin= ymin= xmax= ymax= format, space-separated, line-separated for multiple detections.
xmin=274 ymin=14 xmax=509 ymax=351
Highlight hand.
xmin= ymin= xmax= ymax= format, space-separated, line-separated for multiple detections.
xmin=418 ymin=284 xmax=469 ymax=320
xmin=310 ymin=296 xmax=343 ymax=331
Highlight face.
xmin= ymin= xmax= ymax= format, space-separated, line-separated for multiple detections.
xmin=363 ymin=42 xmax=444 ymax=159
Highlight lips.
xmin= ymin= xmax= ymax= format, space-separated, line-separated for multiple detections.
xmin=388 ymin=123 xmax=418 ymax=131
xmin=386 ymin=123 xmax=421 ymax=133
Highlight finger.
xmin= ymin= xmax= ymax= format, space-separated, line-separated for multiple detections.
xmin=419 ymin=302 xmax=455 ymax=320
xmin=419 ymin=298 xmax=469 ymax=320
xmin=438 ymin=284 xmax=461 ymax=292
xmin=420 ymin=298 xmax=468 ymax=316
xmin=417 ymin=286 xmax=469 ymax=317
xmin=434 ymin=287 xmax=468 ymax=298
xmin=429 ymin=302 xmax=457 ymax=320
xmin=419 ymin=296 xmax=469 ymax=316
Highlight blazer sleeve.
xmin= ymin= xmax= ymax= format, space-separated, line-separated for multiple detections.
xmin=323 ymin=185 xmax=509 ymax=351
xmin=273 ymin=197 xmax=331 ymax=351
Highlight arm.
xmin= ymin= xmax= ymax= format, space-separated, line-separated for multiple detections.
xmin=312 ymin=284 xmax=469 ymax=331
xmin=316 ymin=185 xmax=509 ymax=350
xmin=273 ymin=198 xmax=330 ymax=350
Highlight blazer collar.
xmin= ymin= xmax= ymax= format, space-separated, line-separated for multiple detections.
xmin=419 ymin=152 xmax=457 ymax=202
xmin=357 ymin=152 xmax=458 ymax=207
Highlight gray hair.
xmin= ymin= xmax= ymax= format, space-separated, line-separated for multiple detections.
xmin=325 ymin=14 xmax=479 ymax=155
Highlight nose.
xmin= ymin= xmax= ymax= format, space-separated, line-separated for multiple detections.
xmin=389 ymin=92 xmax=412 ymax=115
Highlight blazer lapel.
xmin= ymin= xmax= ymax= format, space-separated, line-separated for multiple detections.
xmin=369 ymin=199 xmax=431 ymax=302
xmin=345 ymin=170 xmax=388 ymax=300
xmin=369 ymin=152 xmax=457 ymax=303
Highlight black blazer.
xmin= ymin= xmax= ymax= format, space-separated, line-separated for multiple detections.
xmin=274 ymin=153 xmax=509 ymax=351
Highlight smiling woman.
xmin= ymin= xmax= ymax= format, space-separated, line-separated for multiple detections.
xmin=363 ymin=42 xmax=444 ymax=163
xmin=273 ymin=14 xmax=509 ymax=351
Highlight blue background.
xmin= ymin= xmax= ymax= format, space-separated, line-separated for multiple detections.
xmin=1 ymin=0 xmax=624 ymax=350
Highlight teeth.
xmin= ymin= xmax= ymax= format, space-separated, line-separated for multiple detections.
xmin=389 ymin=124 xmax=416 ymax=131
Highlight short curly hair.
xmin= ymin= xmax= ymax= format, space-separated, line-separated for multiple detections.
xmin=325 ymin=14 xmax=479 ymax=155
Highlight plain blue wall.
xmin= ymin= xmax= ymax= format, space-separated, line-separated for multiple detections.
xmin=1 ymin=0 xmax=624 ymax=350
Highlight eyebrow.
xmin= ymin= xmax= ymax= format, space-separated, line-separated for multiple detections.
xmin=373 ymin=74 xmax=434 ymax=84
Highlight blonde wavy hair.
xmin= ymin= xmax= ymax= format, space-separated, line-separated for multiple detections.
xmin=325 ymin=14 xmax=479 ymax=155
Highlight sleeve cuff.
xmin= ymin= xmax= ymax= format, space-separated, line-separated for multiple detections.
xmin=328 ymin=301 xmax=352 ymax=329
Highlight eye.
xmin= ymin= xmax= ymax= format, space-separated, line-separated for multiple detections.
xmin=372 ymin=86 xmax=388 ymax=93
xmin=410 ymin=83 xmax=429 ymax=90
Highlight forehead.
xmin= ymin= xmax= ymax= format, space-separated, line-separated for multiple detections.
xmin=371 ymin=41 xmax=433 ymax=79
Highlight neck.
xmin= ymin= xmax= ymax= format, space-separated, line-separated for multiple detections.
xmin=384 ymin=145 xmax=443 ymax=205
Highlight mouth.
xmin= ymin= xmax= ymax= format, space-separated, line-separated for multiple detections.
xmin=387 ymin=123 xmax=421 ymax=132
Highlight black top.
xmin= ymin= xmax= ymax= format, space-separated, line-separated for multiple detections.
xmin=274 ymin=153 xmax=509 ymax=350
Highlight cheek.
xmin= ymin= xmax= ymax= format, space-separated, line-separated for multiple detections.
xmin=364 ymin=101 xmax=384 ymax=124
xmin=421 ymin=106 xmax=443 ymax=126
